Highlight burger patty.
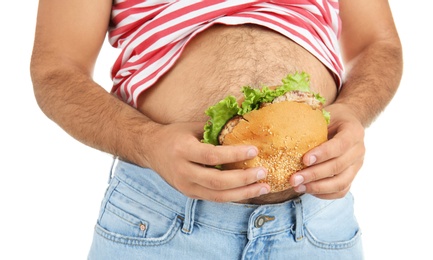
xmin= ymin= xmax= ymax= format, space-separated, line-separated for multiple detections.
xmin=218 ymin=90 xmax=323 ymax=145
xmin=270 ymin=90 xmax=323 ymax=109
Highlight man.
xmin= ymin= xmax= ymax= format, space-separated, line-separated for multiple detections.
xmin=30 ymin=1 xmax=402 ymax=259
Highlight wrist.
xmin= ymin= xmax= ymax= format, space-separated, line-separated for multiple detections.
xmin=116 ymin=116 xmax=162 ymax=168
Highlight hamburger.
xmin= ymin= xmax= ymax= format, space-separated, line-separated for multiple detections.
xmin=203 ymin=72 xmax=330 ymax=193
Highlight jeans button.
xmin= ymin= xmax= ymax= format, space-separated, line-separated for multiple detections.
xmin=254 ymin=215 xmax=275 ymax=228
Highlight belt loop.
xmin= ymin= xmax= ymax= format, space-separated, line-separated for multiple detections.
xmin=293 ymin=197 xmax=304 ymax=241
xmin=182 ymin=198 xmax=197 ymax=235
xmin=108 ymin=156 xmax=118 ymax=183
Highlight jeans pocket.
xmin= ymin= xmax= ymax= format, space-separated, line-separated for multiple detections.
xmin=304 ymin=195 xmax=362 ymax=250
xmin=95 ymin=181 xmax=181 ymax=246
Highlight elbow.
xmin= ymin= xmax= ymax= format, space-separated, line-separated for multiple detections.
xmin=30 ymin=56 xmax=54 ymax=118
xmin=386 ymin=36 xmax=404 ymax=88
xmin=30 ymin=54 xmax=68 ymax=120
xmin=30 ymin=56 xmax=48 ymax=115
xmin=387 ymin=33 xmax=403 ymax=67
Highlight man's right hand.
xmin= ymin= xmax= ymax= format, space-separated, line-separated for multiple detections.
xmin=143 ymin=122 xmax=270 ymax=203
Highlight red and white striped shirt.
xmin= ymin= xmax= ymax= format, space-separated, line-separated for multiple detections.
xmin=109 ymin=0 xmax=343 ymax=107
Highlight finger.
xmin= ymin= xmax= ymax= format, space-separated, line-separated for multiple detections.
xmin=294 ymin=162 xmax=362 ymax=197
xmin=293 ymin=142 xmax=364 ymax=187
xmin=302 ymin=127 xmax=364 ymax=167
xmin=187 ymin=181 xmax=270 ymax=203
xmin=192 ymin=165 xmax=268 ymax=191
xmin=314 ymin=185 xmax=351 ymax=200
xmin=190 ymin=142 xmax=259 ymax=166
xmin=167 ymin=162 xmax=270 ymax=202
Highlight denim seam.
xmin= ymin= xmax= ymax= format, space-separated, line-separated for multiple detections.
xmin=303 ymin=200 xmax=336 ymax=224
xmin=114 ymin=175 xmax=184 ymax=217
xmin=304 ymin=227 xmax=362 ymax=250
xmin=105 ymin=200 xmax=149 ymax=227
xmin=94 ymin=216 xmax=182 ymax=247
xmin=112 ymin=188 xmax=174 ymax=222
xmin=97 ymin=179 xmax=120 ymax=223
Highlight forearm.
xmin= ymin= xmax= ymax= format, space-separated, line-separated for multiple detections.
xmin=31 ymin=61 xmax=159 ymax=167
xmin=335 ymin=39 xmax=403 ymax=127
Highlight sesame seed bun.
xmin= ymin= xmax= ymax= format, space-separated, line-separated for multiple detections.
xmin=220 ymin=101 xmax=328 ymax=193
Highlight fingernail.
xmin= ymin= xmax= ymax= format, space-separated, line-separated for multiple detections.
xmin=259 ymin=187 xmax=269 ymax=196
xmin=247 ymin=148 xmax=258 ymax=158
xmin=293 ymin=175 xmax=304 ymax=186
xmin=308 ymin=155 xmax=317 ymax=166
xmin=295 ymin=185 xmax=306 ymax=193
xmin=257 ymin=169 xmax=266 ymax=180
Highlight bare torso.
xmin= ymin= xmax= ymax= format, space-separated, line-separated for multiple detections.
xmin=137 ymin=24 xmax=337 ymax=204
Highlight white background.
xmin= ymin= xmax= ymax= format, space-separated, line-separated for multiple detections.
xmin=1 ymin=1 xmax=431 ymax=259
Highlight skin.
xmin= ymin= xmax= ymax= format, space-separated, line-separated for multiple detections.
xmin=292 ymin=0 xmax=403 ymax=199
xmin=30 ymin=0 xmax=402 ymax=203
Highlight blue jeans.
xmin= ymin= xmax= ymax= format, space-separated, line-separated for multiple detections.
xmin=88 ymin=160 xmax=363 ymax=259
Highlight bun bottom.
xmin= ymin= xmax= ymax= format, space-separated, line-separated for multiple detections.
xmin=221 ymin=101 xmax=328 ymax=193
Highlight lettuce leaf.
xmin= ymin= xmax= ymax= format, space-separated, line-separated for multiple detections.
xmin=203 ymin=96 xmax=241 ymax=145
xmin=202 ymin=72 xmax=329 ymax=145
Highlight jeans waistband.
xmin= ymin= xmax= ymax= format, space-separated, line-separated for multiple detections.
xmin=111 ymin=159 xmax=337 ymax=239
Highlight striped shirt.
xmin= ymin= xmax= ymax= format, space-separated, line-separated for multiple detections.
xmin=109 ymin=0 xmax=343 ymax=107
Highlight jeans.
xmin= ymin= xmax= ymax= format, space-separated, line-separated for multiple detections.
xmin=88 ymin=159 xmax=363 ymax=259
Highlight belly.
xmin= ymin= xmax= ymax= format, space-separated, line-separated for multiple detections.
xmin=137 ymin=24 xmax=337 ymax=204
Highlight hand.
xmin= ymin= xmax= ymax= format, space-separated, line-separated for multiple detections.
xmin=289 ymin=103 xmax=366 ymax=199
xmin=144 ymin=122 xmax=270 ymax=202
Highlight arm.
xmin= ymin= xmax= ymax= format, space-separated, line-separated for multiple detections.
xmin=290 ymin=0 xmax=403 ymax=199
xmin=31 ymin=0 xmax=270 ymax=202
xmin=30 ymin=0 xmax=155 ymax=169
xmin=336 ymin=0 xmax=403 ymax=126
